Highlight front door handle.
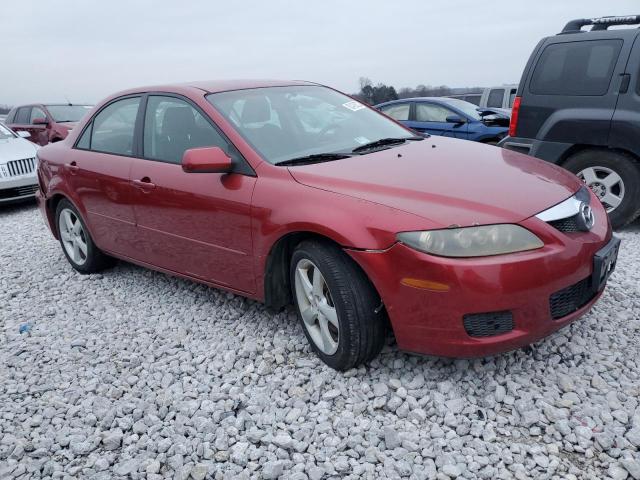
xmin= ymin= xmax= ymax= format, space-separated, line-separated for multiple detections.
xmin=132 ymin=178 xmax=156 ymax=191
xmin=65 ymin=161 xmax=79 ymax=174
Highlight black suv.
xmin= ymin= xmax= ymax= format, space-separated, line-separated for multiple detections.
xmin=500 ymin=15 xmax=640 ymax=228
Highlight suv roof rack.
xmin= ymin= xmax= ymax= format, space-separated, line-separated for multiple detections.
xmin=561 ymin=15 xmax=640 ymax=34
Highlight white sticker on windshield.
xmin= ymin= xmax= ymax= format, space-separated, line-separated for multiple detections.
xmin=354 ymin=136 xmax=370 ymax=145
xmin=342 ymin=100 xmax=365 ymax=112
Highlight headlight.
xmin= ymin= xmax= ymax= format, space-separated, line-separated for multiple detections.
xmin=397 ymin=224 xmax=544 ymax=258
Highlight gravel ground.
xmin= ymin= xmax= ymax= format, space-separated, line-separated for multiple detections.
xmin=1 ymin=201 xmax=640 ymax=480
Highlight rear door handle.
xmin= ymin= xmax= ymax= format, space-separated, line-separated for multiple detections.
xmin=65 ymin=161 xmax=79 ymax=174
xmin=132 ymin=178 xmax=156 ymax=191
xmin=619 ymin=73 xmax=631 ymax=94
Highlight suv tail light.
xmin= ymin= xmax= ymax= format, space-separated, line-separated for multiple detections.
xmin=509 ymin=96 xmax=521 ymax=137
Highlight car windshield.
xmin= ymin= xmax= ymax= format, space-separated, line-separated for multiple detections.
xmin=46 ymin=105 xmax=93 ymax=122
xmin=207 ymin=85 xmax=415 ymax=164
xmin=0 ymin=123 xmax=16 ymax=140
xmin=439 ymin=98 xmax=482 ymax=120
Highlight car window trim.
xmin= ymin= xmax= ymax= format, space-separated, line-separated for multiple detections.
xmin=137 ymin=92 xmax=256 ymax=176
xmin=72 ymin=94 xmax=143 ymax=158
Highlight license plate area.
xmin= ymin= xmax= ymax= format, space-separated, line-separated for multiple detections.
xmin=592 ymin=236 xmax=620 ymax=292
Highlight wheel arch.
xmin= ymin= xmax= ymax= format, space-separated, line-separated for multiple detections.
xmin=558 ymin=144 xmax=640 ymax=168
xmin=46 ymin=192 xmax=84 ymax=239
xmin=263 ymin=230 xmax=383 ymax=311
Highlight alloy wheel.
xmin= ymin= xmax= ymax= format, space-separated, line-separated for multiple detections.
xmin=577 ymin=166 xmax=625 ymax=213
xmin=294 ymin=258 xmax=340 ymax=355
xmin=58 ymin=208 xmax=88 ymax=266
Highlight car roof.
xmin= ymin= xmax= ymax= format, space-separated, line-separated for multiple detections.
xmin=376 ymin=97 xmax=457 ymax=107
xmin=113 ymin=79 xmax=319 ymax=97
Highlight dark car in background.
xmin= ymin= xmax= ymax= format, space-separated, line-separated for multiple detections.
xmin=376 ymin=97 xmax=509 ymax=144
xmin=5 ymin=103 xmax=92 ymax=146
xmin=500 ymin=15 xmax=640 ymax=228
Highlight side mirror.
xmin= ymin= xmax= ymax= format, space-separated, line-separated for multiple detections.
xmin=17 ymin=130 xmax=31 ymax=138
xmin=446 ymin=115 xmax=466 ymax=124
xmin=32 ymin=117 xmax=49 ymax=125
xmin=182 ymin=146 xmax=233 ymax=173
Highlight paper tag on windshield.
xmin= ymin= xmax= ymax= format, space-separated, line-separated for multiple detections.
xmin=343 ymin=100 xmax=365 ymax=112
xmin=354 ymin=136 xmax=370 ymax=145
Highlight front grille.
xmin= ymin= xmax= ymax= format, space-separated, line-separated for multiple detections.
xmin=548 ymin=214 xmax=580 ymax=233
xmin=0 ymin=184 xmax=38 ymax=200
xmin=6 ymin=157 xmax=36 ymax=177
xmin=549 ymin=276 xmax=594 ymax=320
xmin=463 ymin=311 xmax=514 ymax=337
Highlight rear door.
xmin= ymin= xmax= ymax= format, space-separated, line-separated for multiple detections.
xmin=28 ymin=106 xmax=49 ymax=146
xmin=67 ymin=96 xmax=141 ymax=256
xmin=609 ymin=32 xmax=640 ymax=158
xmin=518 ymin=34 xmax=631 ymax=144
xmin=129 ymin=94 xmax=257 ymax=293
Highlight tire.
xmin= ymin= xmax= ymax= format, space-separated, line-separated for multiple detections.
xmin=55 ymin=199 xmax=114 ymax=273
xmin=563 ymin=150 xmax=640 ymax=229
xmin=290 ymin=240 xmax=386 ymax=370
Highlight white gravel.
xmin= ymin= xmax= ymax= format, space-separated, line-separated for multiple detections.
xmin=1 ymin=201 xmax=639 ymax=480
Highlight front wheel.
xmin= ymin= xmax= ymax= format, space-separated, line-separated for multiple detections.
xmin=290 ymin=240 xmax=386 ymax=370
xmin=563 ymin=150 xmax=640 ymax=229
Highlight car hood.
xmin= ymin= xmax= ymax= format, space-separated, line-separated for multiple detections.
xmin=287 ymin=137 xmax=582 ymax=228
xmin=0 ymin=137 xmax=39 ymax=163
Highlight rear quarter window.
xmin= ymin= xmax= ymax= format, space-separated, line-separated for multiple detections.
xmin=529 ymin=39 xmax=622 ymax=96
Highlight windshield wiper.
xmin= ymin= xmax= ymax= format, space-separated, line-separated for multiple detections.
xmin=351 ymin=136 xmax=423 ymax=153
xmin=276 ymin=152 xmax=352 ymax=166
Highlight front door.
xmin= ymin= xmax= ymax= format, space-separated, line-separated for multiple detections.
xmin=65 ymin=96 xmax=141 ymax=256
xmin=129 ymin=95 xmax=257 ymax=293
xmin=407 ymin=102 xmax=469 ymax=139
xmin=28 ymin=106 xmax=49 ymax=146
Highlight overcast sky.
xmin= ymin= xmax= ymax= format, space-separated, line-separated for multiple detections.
xmin=1 ymin=1 xmax=638 ymax=105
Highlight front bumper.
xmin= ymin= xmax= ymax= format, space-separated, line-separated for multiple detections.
xmin=0 ymin=174 xmax=38 ymax=204
xmin=348 ymin=214 xmax=613 ymax=358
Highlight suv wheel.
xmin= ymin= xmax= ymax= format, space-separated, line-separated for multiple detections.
xmin=55 ymin=199 xmax=114 ymax=273
xmin=563 ymin=150 xmax=640 ymax=228
xmin=290 ymin=240 xmax=386 ymax=370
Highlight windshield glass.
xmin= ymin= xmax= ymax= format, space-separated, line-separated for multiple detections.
xmin=207 ymin=85 xmax=414 ymax=164
xmin=440 ymin=98 xmax=482 ymax=121
xmin=0 ymin=123 xmax=16 ymax=140
xmin=46 ymin=105 xmax=93 ymax=122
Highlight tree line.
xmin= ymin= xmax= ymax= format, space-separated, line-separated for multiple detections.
xmin=352 ymin=77 xmax=482 ymax=105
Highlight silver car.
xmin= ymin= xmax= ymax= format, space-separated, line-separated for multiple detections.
xmin=0 ymin=123 xmax=39 ymax=204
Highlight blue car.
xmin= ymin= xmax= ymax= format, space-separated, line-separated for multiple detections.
xmin=375 ymin=97 xmax=509 ymax=144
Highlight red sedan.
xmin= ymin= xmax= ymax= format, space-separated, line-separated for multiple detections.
xmin=35 ymin=80 xmax=620 ymax=370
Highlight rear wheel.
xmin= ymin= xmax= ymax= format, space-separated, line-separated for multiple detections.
xmin=563 ymin=150 xmax=640 ymax=229
xmin=290 ymin=240 xmax=386 ymax=370
xmin=55 ymin=199 xmax=114 ymax=273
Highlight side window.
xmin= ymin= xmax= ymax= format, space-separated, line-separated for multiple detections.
xmin=90 ymin=97 xmax=140 ymax=156
xmin=509 ymin=89 xmax=517 ymax=107
xmin=380 ymin=103 xmax=410 ymax=121
xmin=530 ymin=39 xmax=622 ymax=96
xmin=143 ymin=96 xmax=232 ymax=164
xmin=464 ymin=95 xmax=481 ymax=106
xmin=29 ymin=107 xmax=47 ymax=124
xmin=415 ymin=103 xmax=454 ymax=122
xmin=5 ymin=110 xmax=16 ymax=123
xmin=76 ymin=124 xmax=92 ymax=149
xmin=487 ymin=89 xmax=505 ymax=108
xmin=15 ymin=107 xmax=31 ymax=124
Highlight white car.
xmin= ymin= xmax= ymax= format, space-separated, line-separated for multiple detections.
xmin=0 ymin=123 xmax=39 ymax=204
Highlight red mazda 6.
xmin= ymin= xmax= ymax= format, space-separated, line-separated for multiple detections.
xmin=35 ymin=80 xmax=620 ymax=370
